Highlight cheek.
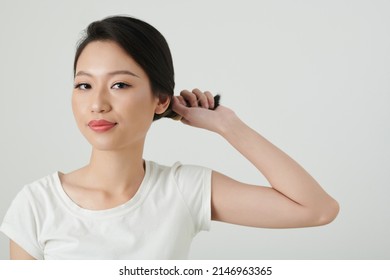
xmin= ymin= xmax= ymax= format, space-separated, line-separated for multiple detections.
xmin=71 ymin=95 xmax=86 ymax=125
xmin=119 ymin=90 xmax=157 ymax=118
xmin=118 ymin=101 xmax=154 ymax=129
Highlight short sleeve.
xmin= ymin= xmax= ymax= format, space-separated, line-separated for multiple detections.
xmin=171 ymin=163 xmax=212 ymax=233
xmin=0 ymin=187 xmax=44 ymax=259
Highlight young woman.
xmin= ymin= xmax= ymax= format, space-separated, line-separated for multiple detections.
xmin=0 ymin=16 xmax=339 ymax=260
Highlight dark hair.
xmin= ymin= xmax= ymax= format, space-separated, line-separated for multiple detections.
xmin=74 ymin=15 xmax=177 ymax=120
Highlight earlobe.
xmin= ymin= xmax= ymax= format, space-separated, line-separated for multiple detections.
xmin=154 ymin=94 xmax=171 ymax=114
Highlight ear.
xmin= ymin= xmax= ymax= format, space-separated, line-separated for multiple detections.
xmin=154 ymin=94 xmax=171 ymax=114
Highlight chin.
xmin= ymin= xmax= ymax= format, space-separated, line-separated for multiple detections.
xmin=89 ymin=143 xmax=119 ymax=151
xmin=85 ymin=137 xmax=123 ymax=151
xmin=88 ymin=138 xmax=143 ymax=152
xmin=82 ymin=129 xmax=146 ymax=152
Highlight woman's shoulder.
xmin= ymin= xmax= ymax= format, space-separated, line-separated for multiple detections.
xmin=22 ymin=171 xmax=61 ymax=194
xmin=7 ymin=171 xmax=62 ymax=213
xmin=147 ymin=160 xmax=212 ymax=187
xmin=146 ymin=160 xmax=201 ymax=179
xmin=147 ymin=160 xmax=211 ymax=173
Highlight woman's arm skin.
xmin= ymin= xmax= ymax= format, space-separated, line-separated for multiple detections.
xmin=172 ymin=89 xmax=339 ymax=228
xmin=10 ymin=240 xmax=36 ymax=260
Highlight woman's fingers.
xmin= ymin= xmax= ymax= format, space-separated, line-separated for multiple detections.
xmin=180 ymin=89 xmax=198 ymax=107
xmin=176 ymin=95 xmax=187 ymax=106
xmin=192 ymin=88 xmax=209 ymax=108
xmin=180 ymin=88 xmax=211 ymax=109
xmin=204 ymin=91 xmax=215 ymax=109
xmin=172 ymin=90 xmax=226 ymax=131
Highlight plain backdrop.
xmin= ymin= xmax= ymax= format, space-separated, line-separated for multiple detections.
xmin=0 ymin=0 xmax=389 ymax=260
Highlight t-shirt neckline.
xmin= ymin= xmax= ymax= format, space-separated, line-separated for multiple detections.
xmin=52 ymin=160 xmax=152 ymax=218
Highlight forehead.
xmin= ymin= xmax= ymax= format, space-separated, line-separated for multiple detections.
xmin=75 ymin=40 xmax=146 ymax=78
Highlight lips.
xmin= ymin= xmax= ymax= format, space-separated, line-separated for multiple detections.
xmin=88 ymin=119 xmax=117 ymax=132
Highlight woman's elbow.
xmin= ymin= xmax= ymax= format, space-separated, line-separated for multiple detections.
xmin=314 ymin=198 xmax=340 ymax=226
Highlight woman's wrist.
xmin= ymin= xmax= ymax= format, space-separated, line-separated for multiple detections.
xmin=215 ymin=108 xmax=246 ymax=138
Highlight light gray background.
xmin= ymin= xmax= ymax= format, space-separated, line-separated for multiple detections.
xmin=0 ymin=0 xmax=389 ymax=259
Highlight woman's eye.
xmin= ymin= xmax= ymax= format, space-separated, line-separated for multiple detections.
xmin=112 ymin=82 xmax=130 ymax=89
xmin=74 ymin=83 xmax=91 ymax=90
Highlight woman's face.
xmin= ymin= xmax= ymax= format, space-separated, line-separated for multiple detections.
xmin=72 ymin=40 xmax=164 ymax=151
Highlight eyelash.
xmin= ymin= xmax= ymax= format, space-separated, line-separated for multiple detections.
xmin=74 ymin=83 xmax=91 ymax=90
xmin=111 ymin=82 xmax=130 ymax=89
xmin=74 ymin=82 xmax=131 ymax=90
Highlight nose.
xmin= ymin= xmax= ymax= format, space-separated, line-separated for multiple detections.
xmin=90 ymin=87 xmax=112 ymax=113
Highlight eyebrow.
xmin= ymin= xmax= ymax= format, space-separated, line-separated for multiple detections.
xmin=75 ymin=70 xmax=140 ymax=78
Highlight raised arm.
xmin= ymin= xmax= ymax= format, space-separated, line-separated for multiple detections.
xmin=172 ymin=89 xmax=339 ymax=228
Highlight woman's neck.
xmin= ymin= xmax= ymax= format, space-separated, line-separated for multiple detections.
xmin=82 ymin=147 xmax=145 ymax=194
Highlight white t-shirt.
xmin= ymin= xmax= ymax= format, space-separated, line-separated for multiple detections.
xmin=0 ymin=160 xmax=212 ymax=259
